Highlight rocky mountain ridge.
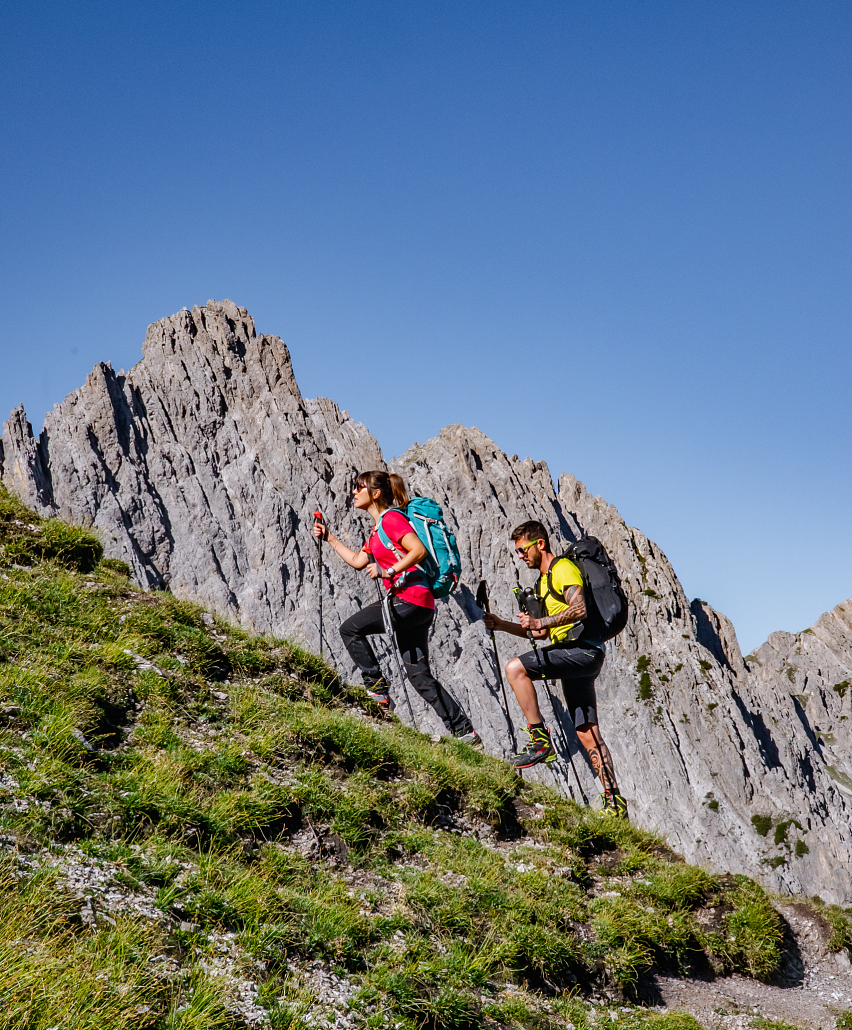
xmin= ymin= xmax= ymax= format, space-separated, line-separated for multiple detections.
xmin=2 ymin=299 xmax=850 ymax=903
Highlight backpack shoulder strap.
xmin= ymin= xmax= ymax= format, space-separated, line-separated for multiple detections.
xmin=376 ymin=509 xmax=429 ymax=590
xmin=375 ymin=509 xmax=405 ymax=560
xmin=543 ymin=555 xmax=573 ymax=603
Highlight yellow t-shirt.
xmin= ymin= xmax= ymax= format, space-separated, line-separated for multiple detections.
xmin=536 ymin=558 xmax=584 ymax=643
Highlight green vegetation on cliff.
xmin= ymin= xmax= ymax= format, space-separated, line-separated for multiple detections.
xmin=0 ymin=487 xmax=819 ymax=1029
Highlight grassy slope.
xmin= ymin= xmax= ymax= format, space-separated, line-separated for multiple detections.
xmin=0 ymin=486 xmax=848 ymax=1030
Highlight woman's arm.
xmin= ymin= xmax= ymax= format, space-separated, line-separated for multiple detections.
xmin=314 ymin=522 xmax=426 ymax=578
xmin=385 ymin=531 xmax=426 ymax=576
xmin=314 ymin=524 xmax=370 ymax=570
xmin=365 ymin=530 xmax=427 ymax=581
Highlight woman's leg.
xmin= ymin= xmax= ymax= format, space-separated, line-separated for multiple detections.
xmin=340 ymin=601 xmax=387 ymax=692
xmin=392 ymin=600 xmax=474 ymax=737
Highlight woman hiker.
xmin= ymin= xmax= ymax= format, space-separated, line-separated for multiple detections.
xmin=314 ymin=470 xmax=482 ymax=748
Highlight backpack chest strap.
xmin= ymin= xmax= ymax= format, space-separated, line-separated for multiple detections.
xmin=376 ymin=511 xmax=405 ymax=560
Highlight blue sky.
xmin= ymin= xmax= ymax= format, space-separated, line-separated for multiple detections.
xmin=1 ymin=0 xmax=849 ymax=652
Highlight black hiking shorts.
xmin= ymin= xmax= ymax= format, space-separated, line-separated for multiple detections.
xmin=518 ymin=644 xmax=605 ymax=727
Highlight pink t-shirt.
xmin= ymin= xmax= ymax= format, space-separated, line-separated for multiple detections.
xmin=363 ymin=509 xmax=435 ymax=610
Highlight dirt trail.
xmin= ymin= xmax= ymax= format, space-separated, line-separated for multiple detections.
xmin=651 ymin=904 xmax=852 ymax=1029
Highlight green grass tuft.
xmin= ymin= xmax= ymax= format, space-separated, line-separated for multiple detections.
xmin=751 ymin=814 xmax=773 ymax=837
xmin=700 ymin=877 xmax=783 ymax=981
xmin=750 ymin=1019 xmax=802 ymax=1030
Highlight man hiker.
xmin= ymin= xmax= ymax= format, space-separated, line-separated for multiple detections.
xmin=483 ymin=520 xmax=626 ymax=816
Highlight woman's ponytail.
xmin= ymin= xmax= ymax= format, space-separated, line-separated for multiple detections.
xmin=389 ymin=473 xmax=410 ymax=509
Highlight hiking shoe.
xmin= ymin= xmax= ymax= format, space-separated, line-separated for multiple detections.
xmin=457 ymin=730 xmax=484 ymax=750
xmin=511 ymin=725 xmax=556 ymax=769
xmin=365 ymin=686 xmax=390 ymax=708
xmin=601 ymin=789 xmax=629 ymax=820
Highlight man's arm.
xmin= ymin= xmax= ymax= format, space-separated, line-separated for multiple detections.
xmin=524 ymin=583 xmax=586 ymax=633
xmin=483 ymin=612 xmax=533 ymax=638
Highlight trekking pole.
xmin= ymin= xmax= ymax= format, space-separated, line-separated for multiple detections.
xmin=313 ymin=511 xmax=325 ymax=657
xmin=373 ymin=575 xmax=417 ymax=727
xmin=513 ymin=585 xmax=546 ymax=673
xmin=476 ymin=580 xmax=517 ymax=752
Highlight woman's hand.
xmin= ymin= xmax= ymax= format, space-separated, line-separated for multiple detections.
xmin=366 ymin=563 xmax=384 ymax=580
xmin=313 ymin=521 xmax=328 ymax=541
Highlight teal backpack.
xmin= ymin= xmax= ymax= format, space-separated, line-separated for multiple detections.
xmin=377 ymin=497 xmax=462 ymax=599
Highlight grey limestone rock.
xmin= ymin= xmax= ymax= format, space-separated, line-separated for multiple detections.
xmin=2 ymin=300 xmax=850 ymax=902
xmin=748 ymin=601 xmax=852 ymax=803
xmin=0 ymin=404 xmax=55 ymax=512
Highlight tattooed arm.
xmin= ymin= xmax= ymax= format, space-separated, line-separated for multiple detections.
xmin=517 ymin=583 xmax=586 ymax=633
xmin=483 ymin=611 xmax=533 ymax=638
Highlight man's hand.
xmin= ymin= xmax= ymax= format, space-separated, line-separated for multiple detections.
xmin=485 ymin=610 xmax=537 ymax=639
xmin=518 ymin=612 xmax=549 ymax=638
xmin=518 ymin=612 xmax=538 ymax=632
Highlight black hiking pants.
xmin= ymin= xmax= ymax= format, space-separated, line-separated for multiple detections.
xmin=340 ymin=599 xmax=473 ymax=737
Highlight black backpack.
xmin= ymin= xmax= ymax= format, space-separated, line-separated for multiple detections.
xmin=542 ymin=536 xmax=629 ymax=643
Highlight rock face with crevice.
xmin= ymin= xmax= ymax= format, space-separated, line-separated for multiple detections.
xmin=2 ymin=300 xmax=850 ymax=902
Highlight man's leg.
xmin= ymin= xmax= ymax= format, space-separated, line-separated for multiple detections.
xmin=504 ymin=653 xmax=556 ymax=767
xmin=554 ymin=646 xmax=626 ymax=816
xmin=505 ymin=656 xmax=544 ymax=724
xmin=575 ymin=723 xmax=619 ymax=796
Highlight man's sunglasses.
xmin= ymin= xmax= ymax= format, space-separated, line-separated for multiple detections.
xmin=515 ymin=540 xmax=540 ymax=556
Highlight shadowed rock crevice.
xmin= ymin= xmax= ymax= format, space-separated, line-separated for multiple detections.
xmin=730 ymin=688 xmax=783 ymax=771
xmin=691 ymin=597 xmax=747 ymax=677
